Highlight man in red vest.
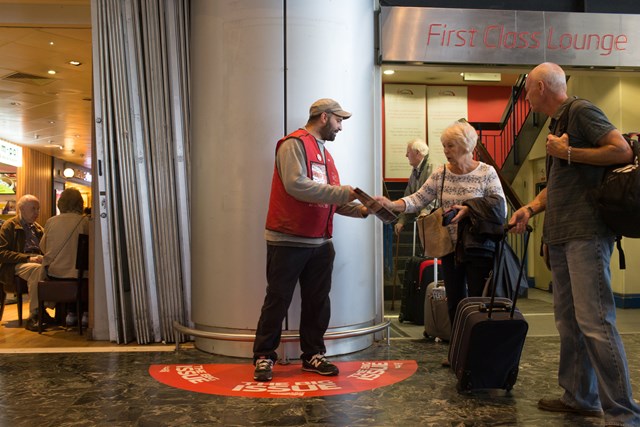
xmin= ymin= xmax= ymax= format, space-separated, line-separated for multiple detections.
xmin=254 ymin=98 xmax=368 ymax=382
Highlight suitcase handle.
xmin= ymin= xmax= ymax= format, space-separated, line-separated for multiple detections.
xmin=487 ymin=224 xmax=532 ymax=319
xmin=479 ymin=301 xmax=512 ymax=313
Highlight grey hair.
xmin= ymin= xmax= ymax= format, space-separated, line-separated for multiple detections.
xmin=407 ymin=138 xmax=429 ymax=156
xmin=17 ymin=194 xmax=39 ymax=214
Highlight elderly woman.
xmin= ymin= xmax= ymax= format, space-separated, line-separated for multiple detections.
xmin=378 ymin=120 xmax=506 ymax=334
xmin=40 ymin=188 xmax=90 ymax=326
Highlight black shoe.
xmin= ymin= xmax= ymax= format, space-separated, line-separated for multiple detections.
xmin=537 ymin=398 xmax=602 ymax=417
xmin=40 ymin=310 xmax=58 ymax=325
xmin=253 ymin=358 xmax=274 ymax=382
xmin=302 ymin=354 xmax=339 ymax=376
xmin=24 ymin=316 xmax=45 ymax=332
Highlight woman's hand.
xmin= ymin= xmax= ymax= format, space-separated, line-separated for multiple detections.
xmin=374 ymin=196 xmax=405 ymax=213
xmin=375 ymin=196 xmax=393 ymax=210
xmin=448 ymin=205 xmax=468 ymax=224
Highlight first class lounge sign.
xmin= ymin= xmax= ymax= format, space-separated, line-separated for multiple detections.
xmin=380 ymin=7 xmax=640 ymax=67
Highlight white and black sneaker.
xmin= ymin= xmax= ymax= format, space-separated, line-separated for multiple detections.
xmin=302 ymin=353 xmax=339 ymax=376
xmin=253 ymin=358 xmax=274 ymax=382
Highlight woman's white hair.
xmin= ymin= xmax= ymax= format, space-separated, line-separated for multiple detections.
xmin=440 ymin=120 xmax=478 ymax=153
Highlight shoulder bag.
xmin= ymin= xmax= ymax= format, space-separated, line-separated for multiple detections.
xmin=417 ymin=166 xmax=455 ymax=258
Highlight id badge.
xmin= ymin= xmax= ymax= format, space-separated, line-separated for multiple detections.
xmin=311 ymin=162 xmax=328 ymax=184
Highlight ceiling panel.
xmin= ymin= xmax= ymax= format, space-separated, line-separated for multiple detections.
xmin=0 ymin=0 xmax=91 ymax=168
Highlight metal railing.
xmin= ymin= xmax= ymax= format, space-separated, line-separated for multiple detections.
xmin=172 ymin=320 xmax=392 ymax=351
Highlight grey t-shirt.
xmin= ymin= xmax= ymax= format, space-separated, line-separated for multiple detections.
xmin=543 ymin=97 xmax=614 ymax=245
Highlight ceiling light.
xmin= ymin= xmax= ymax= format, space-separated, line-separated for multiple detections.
xmin=49 ymin=41 xmax=54 ymax=46
xmin=47 ymin=70 xmax=56 ymax=75
xmin=63 ymin=168 xmax=75 ymax=178
xmin=68 ymin=60 xmax=82 ymax=66
xmin=463 ymin=73 xmax=501 ymax=82
xmin=383 ymin=69 xmax=395 ymax=75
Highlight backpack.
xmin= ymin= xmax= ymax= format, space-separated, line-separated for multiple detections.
xmin=590 ymin=133 xmax=640 ymax=238
xmin=557 ymin=99 xmax=639 ymax=268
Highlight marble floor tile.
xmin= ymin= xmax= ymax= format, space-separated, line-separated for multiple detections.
xmin=2 ymin=333 xmax=639 ymax=426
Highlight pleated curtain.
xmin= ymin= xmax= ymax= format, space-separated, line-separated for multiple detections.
xmin=91 ymin=0 xmax=191 ymax=344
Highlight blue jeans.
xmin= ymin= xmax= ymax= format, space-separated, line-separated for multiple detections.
xmin=549 ymin=237 xmax=640 ymax=426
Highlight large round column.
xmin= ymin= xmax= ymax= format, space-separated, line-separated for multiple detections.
xmin=190 ymin=0 xmax=379 ymax=358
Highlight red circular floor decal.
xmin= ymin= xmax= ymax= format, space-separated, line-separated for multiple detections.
xmin=149 ymin=360 xmax=417 ymax=398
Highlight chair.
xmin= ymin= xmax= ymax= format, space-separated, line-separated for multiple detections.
xmin=37 ymin=233 xmax=89 ymax=334
xmin=0 ymin=275 xmax=30 ymax=325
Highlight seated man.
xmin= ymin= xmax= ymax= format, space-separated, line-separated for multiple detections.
xmin=0 ymin=194 xmax=49 ymax=331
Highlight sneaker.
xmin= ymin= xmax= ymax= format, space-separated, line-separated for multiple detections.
xmin=538 ymin=398 xmax=602 ymax=417
xmin=66 ymin=312 xmax=78 ymax=326
xmin=253 ymin=358 xmax=274 ymax=382
xmin=302 ymin=354 xmax=339 ymax=376
xmin=81 ymin=312 xmax=88 ymax=327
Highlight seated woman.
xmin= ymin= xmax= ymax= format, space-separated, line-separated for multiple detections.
xmin=40 ymin=188 xmax=90 ymax=326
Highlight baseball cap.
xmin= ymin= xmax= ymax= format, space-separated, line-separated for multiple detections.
xmin=309 ymin=98 xmax=352 ymax=119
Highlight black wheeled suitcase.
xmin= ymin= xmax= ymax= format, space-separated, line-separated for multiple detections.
xmin=448 ymin=225 xmax=531 ymax=393
xmin=399 ymin=256 xmax=427 ymax=324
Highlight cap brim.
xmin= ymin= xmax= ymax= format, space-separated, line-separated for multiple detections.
xmin=332 ymin=110 xmax=352 ymax=119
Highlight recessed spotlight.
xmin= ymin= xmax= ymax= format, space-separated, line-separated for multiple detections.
xmin=383 ymin=69 xmax=395 ymax=75
xmin=68 ymin=60 xmax=82 ymax=66
xmin=10 ymin=102 xmax=20 ymax=106
xmin=48 ymin=120 xmax=55 ymax=124
xmin=48 ymin=70 xmax=57 ymax=75
xmin=49 ymin=41 xmax=54 ymax=46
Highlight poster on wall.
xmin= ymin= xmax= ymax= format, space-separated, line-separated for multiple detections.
xmin=427 ymin=86 xmax=468 ymax=168
xmin=0 ymin=172 xmax=16 ymax=194
xmin=384 ymin=84 xmax=426 ymax=180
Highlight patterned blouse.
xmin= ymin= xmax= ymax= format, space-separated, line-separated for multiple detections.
xmin=402 ymin=162 xmax=506 ymax=243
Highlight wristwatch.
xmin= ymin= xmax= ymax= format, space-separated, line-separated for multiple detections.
xmin=526 ymin=206 xmax=535 ymax=217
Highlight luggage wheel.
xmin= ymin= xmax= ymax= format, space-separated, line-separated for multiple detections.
xmin=456 ymin=373 xmax=472 ymax=394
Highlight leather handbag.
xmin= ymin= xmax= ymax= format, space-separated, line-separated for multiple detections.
xmin=417 ymin=166 xmax=454 ymax=258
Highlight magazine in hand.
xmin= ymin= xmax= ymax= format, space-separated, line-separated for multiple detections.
xmin=354 ymin=188 xmax=398 ymax=224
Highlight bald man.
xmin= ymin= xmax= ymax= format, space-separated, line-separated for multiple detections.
xmin=509 ymin=62 xmax=639 ymax=425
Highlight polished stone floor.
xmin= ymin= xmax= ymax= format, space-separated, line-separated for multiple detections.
xmin=1 ymin=289 xmax=640 ymax=426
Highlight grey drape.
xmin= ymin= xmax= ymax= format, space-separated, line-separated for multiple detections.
xmin=92 ymin=0 xmax=191 ymax=344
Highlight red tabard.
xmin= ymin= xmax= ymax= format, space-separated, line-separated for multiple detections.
xmin=265 ymin=129 xmax=340 ymax=238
